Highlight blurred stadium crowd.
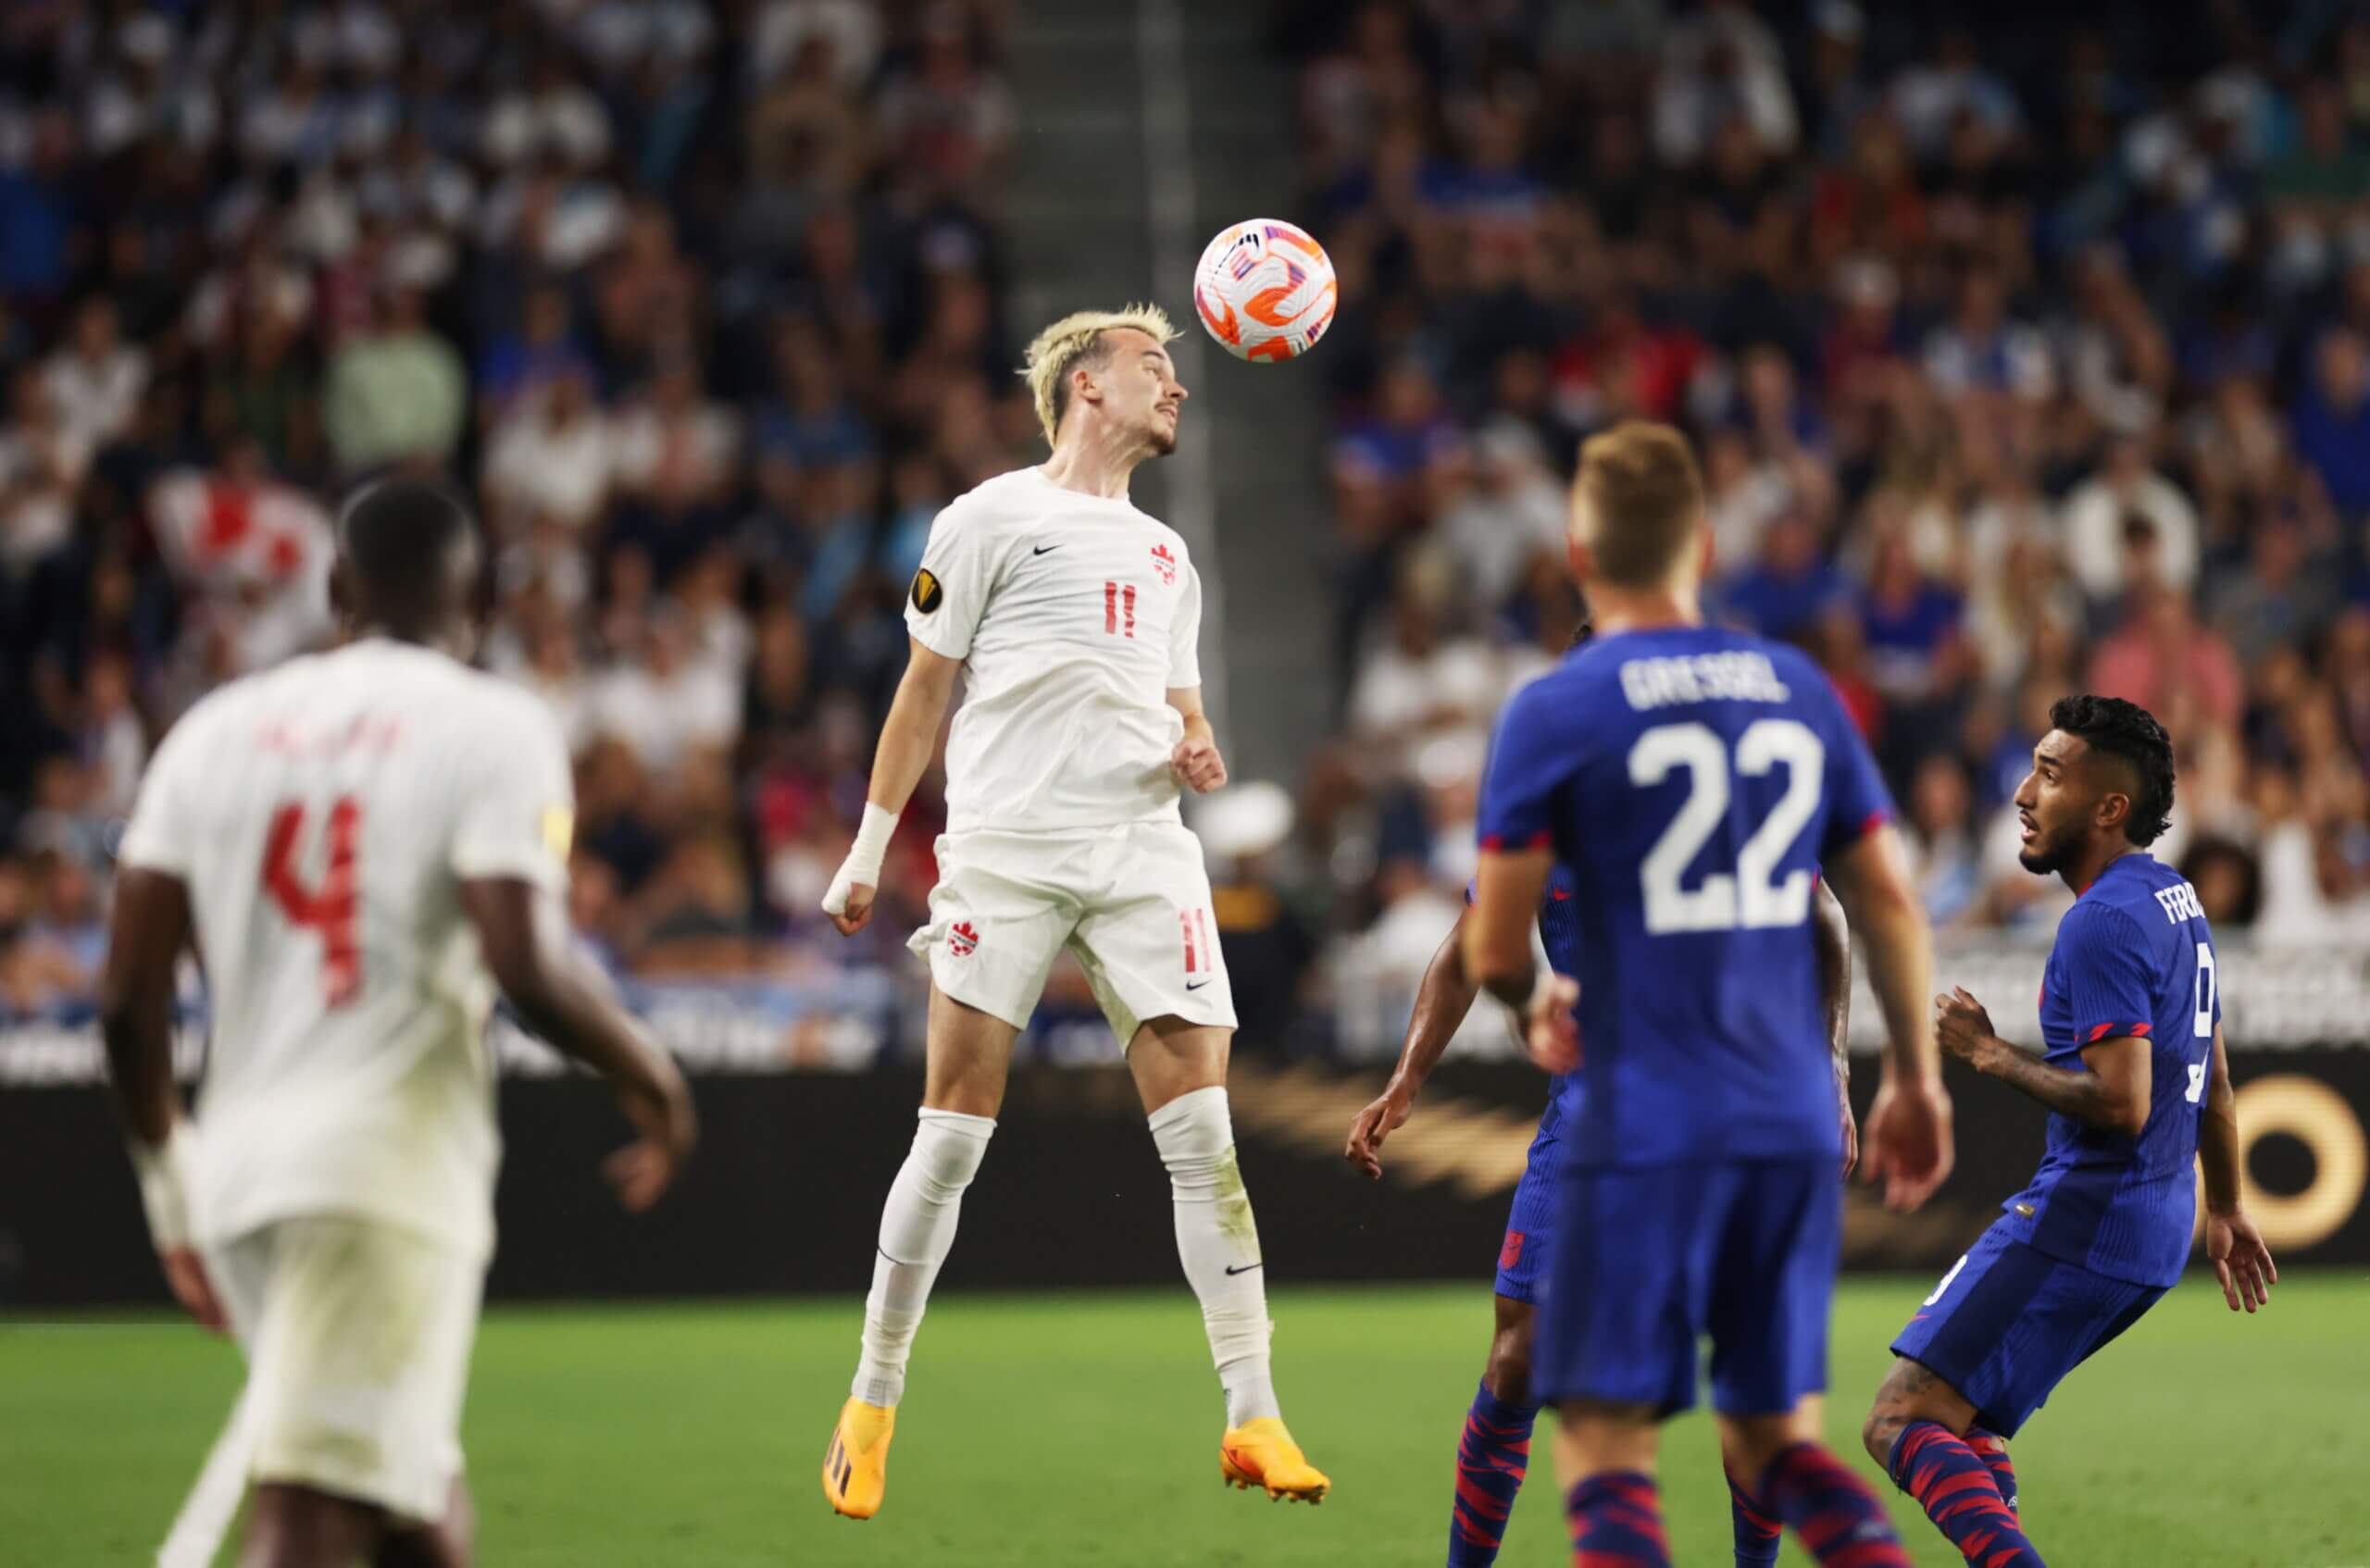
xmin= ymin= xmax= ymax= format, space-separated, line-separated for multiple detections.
xmin=1287 ymin=0 xmax=2370 ymax=1027
xmin=0 ymin=0 xmax=1030 ymax=1024
xmin=3 ymin=1 xmax=2367 ymax=1055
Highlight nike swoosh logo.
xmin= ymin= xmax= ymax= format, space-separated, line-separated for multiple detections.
xmin=1224 ymin=1263 xmax=1262 ymax=1276
xmin=1033 ymin=544 xmax=1061 ymax=555
xmin=1186 ymin=979 xmax=1211 ymax=991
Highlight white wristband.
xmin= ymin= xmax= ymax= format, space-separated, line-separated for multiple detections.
xmin=822 ymin=803 xmax=899 ymax=916
xmin=131 ymin=1123 xmax=195 ymax=1251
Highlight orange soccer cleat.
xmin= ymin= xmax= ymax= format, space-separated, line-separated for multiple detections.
xmin=821 ymin=1397 xmax=896 ymax=1520
xmin=1219 ymin=1416 xmax=1331 ymax=1503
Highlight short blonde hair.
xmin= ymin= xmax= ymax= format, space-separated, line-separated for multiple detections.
xmin=1021 ymin=304 xmax=1181 ymax=447
xmin=1572 ymin=421 xmax=1706 ymax=588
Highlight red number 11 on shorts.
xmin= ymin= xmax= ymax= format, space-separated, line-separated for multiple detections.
xmin=1179 ymin=907 xmax=1214 ymax=977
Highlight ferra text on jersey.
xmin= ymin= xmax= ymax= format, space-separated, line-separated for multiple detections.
xmin=1618 ymin=653 xmax=1791 ymax=712
xmin=2152 ymin=881 xmax=2205 ymax=925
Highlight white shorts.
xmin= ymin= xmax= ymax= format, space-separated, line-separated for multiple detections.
xmin=910 ymin=821 xmax=1239 ymax=1045
xmin=207 ymin=1215 xmax=484 ymax=1525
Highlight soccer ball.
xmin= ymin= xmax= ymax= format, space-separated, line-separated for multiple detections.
xmin=1191 ymin=219 xmax=1338 ymax=363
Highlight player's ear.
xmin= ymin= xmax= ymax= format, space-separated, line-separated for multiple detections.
xmin=328 ymin=556 xmax=355 ymax=624
xmin=1696 ymin=522 xmax=1715 ymax=580
xmin=2095 ymin=787 xmax=2131 ymax=836
xmin=1566 ymin=536 xmax=1596 ymax=587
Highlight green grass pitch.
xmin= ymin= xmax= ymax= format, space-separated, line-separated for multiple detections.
xmin=4 ymin=1276 xmax=2362 ymax=1566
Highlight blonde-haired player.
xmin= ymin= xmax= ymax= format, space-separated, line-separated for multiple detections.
xmin=818 ymin=305 xmax=1329 ymax=1516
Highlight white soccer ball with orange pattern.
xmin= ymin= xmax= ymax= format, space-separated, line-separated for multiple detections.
xmin=1191 ymin=218 xmax=1338 ymax=363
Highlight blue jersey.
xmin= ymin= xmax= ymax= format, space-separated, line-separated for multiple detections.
xmin=1475 ymin=626 xmax=1892 ymax=1168
xmin=2011 ymin=854 xmax=2219 ymax=1288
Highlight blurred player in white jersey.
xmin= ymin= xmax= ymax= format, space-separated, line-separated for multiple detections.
xmin=817 ymin=305 xmax=1329 ymax=1516
xmin=100 ymin=478 xmax=697 ymax=1568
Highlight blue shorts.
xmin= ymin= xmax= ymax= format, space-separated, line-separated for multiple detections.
xmin=1890 ymin=1220 xmax=2165 ymax=1437
xmin=1532 ymin=1156 xmax=1839 ymax=1417
xmin=1492 ymin=1097 xmax=1565 ymax=1303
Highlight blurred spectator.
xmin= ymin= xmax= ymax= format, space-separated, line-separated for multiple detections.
xmin=2292 ymin=327 xmax=2370 ymax=516
xmin=2061 ymin=439 xmax=2201 ymax=602
xmin=323 ymin=285 xmax=466 ymax=474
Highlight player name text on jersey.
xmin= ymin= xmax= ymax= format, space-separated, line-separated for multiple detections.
xmin=2151 ymin=880 xmax=2205 ymax=925
xmin=1617 ymin=651 xmax=1791 ymax=712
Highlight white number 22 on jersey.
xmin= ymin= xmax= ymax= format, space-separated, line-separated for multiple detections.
xmin=1628 ymin=719 xmax=1825 ymax=934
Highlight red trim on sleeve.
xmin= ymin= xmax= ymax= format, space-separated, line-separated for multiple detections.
xmin=2086 ymin=1022 xmax=2114 ymax=1043
xmin=1478 ymin=831 xmax=1553 ymax=852
xmin=1857 ymin=809 xmax=1892 ymax=840
xmin=2084 ymin=1021 xmax=2151 ymax=1043
xmin=2128 ymin=1021 xmax=2152 ymax=1038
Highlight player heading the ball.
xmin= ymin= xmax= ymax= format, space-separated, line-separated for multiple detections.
xmin=817 ymin=305 xmax=1328 ymax=1520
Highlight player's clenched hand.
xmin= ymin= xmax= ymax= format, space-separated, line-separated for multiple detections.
xmin=1171 ymin=734 xmax=1227 ymax=794
xmin=2208 ymin=1210 xmax=2276 ymax=1313
xmin=1932 ymin=988 xmax=1994 ymax=1063
xmin=160 ymin=1247 xmax=227 ymax=1335
xmin=1839 ymin=1099 xmax=1860 ymax=1178
xmin=606 ymin=1055 xmax=698 ymax=1213
xmin=1526 ymin=974 xmax=1581 ymax=1076
xmin=823 ymin=878 xmax=875 ymax=937
xmin=1861 ymin=1075 xmax=1953 ymax=1212
xmin=1345 ymin=1087 xmax=1413 ymax=1179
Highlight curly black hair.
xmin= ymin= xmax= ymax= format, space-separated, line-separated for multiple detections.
xmin=2050 ymin=694 xmax=2176 ymax=846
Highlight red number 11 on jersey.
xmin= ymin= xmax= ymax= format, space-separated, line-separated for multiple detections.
xmin=261 ymin=798 xmax=363 ymax=1007
xmin=1104 ymin=580 xmax=1137 ymax=638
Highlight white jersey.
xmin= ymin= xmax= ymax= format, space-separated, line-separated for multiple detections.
xmin=118 ymin=639 xmax=575 ymax=1260
xmin=905 ymin=466 xmax=1204 ymax=833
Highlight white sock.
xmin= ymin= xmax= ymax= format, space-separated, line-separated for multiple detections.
xmin=1149 ymin=1086 xmax=1280 ymax=1427
xmin=852 ymin=1107 xmax=994 ymax=1408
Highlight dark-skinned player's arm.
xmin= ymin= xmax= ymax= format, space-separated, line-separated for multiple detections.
xmin=824 ymin=638 xmax=962 ymax=935
xmin=98 ymin=865 xmax=227 ymax=1333
xmin=1466 ymin=677 xmax=1578 ymax=1072
xmin=1467 ymin=847 xmax=1575 ymax=1073
xmin=1822 ymin=823 xmax=1953 ymax=1210
xmin=459 ymin=877 xmax=695 ymax=1211
xmin=1811 ymin=875 xmax=1858 ymax=1176
xmin=1347 ymin=907 xmax=1483 ymax=1178
xmin=1931 ymin=989 xmax=2150 ymax=1134
xmin=2196 ymin=1023 xmax=2275 ymax=1312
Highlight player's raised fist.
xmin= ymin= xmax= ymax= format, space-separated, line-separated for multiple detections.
xmin=1172 ymin=733 xmax=1228 ymax=793
xmin=1933 ymin=988 xmax=1994 ymax=1061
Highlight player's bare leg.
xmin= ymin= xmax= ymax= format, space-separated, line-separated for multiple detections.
xmin=1718 ymin=1400 xmax=1915 ymax=1568
xmin=240 ymin=1483 xmax=383 ymax=1568
xmin=826 ymin=985 xmax=1017 ymax=1520
xmin=1864 ymin=1358 xmax=2045 ymax=1566
xmin=374 ymin=1479 xmax=475 ymax=1568
xmin=1129 ymin=1016 xmax=1328 ymax=1503
xmin=1554 ymin=1401 xmax=1669 ymax=1565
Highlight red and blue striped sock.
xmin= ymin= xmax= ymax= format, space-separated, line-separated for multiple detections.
xmin=1967 ymin=1427 xmax=2019 ymax=1512
xmin=1726 ymin=1467 xmax=1782 ymax=1566
xmin=1888 ymin=1421 xmax=2046 ymax=1566
xmin=1759 ymin=1441 xmax=1915 ymax=1567
xmin=1445 ymin=1379 xmax=1539 ymax=1567
xmin=1565 ymin=1471 xmax=1671 ymax=1568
